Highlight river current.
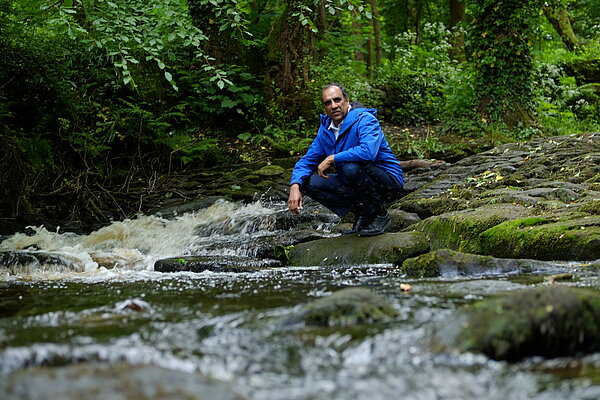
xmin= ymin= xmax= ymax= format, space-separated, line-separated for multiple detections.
xmin=1 ymin=199 xmax=600 ymax=399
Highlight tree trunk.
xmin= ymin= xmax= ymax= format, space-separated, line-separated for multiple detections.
xmin=265 ymin=0 xmax=316 ymax=120
xmin=449 ymin=0 xmax=466 ymax=61
xmin=370 ymin=0 xmax=383 ymax=67
xmin=469 ymin=0 xmax=538 ymax=128
xmin=543 ymin=5 xmax=579 ymax=52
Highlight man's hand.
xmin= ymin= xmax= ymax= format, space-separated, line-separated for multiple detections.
xmin=288 ymin=184 xmax=303 ymax=214
xmin=317 ymin=154 xmax=335 ymax=178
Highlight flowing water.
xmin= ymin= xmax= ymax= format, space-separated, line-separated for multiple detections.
xmin=1 ymin=199 xmax=600 ymax=399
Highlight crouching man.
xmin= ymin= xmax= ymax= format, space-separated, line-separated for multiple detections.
xmin=287 ymin=83 xmax=404 ymax=237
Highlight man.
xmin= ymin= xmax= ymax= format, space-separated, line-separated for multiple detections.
xmin=287 ymin=83 xmax=404 ymax=237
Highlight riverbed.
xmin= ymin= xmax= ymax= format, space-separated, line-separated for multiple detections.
xmin=1 ymin=199 xmax=600 ymax=399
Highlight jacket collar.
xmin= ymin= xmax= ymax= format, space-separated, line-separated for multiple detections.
xmin=320 ymin=106 xmax=376 ymax=135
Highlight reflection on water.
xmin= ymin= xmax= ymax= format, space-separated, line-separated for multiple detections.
xmin=1 ymin=199 xmax=600 ymax=399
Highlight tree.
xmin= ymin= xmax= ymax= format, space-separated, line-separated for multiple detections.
xmin=449 ymin=0 xmax=465 ymax=61
xmin=265 ymin=0 xmax=318 ymax=119
xmin=468 ymin=0 xmax=539 ymax=128
xmin=543 ymin=1 xmax=580 ymax=51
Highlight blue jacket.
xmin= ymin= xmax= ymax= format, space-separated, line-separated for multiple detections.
xmin=290 ymin=106 xmax=404 ymax=186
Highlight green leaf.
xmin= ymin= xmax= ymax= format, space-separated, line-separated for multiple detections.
xmin=221 ymin=99 xmax=237 ymax=108
xmin=164 ymin=71 xmax=173 ymax=82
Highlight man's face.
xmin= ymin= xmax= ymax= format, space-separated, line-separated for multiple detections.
xmin=322 ymin=86 xmax=349 ymax=125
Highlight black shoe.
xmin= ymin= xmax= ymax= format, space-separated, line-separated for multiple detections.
xmin=342 ymin=214 xmax=366 ymax=235
xmin=358 ymin=213 xmax=391 ymax=237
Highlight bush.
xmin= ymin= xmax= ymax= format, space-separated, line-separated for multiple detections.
xmin=376 ymin=22 xmax=461 ymax=125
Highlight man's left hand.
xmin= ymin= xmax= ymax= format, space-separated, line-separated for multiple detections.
xmin=317 ymin=155 xmax=335 ymax=178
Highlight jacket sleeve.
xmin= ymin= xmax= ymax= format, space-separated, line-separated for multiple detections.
xmin=289 ymin=133 xmax=327 ymax=186
xmin=333 ymin=112 xmax=383 ymax=163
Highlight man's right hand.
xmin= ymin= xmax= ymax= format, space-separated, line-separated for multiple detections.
xmin=288 ymin=184 xmax=303 ymax=214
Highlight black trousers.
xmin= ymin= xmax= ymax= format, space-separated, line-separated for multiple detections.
xmin=301 ymin=162 xmax=403 ymax=218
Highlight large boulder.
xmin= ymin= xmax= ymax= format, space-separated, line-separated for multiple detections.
xmin=0 ymin=250 xmax=85 ymax=274
xmin=154 ymin=255 xmax=282 ymax=273
xmin=288 ymin=231 xmax=430 ymax=266
xmin=438 ymin=286 xmax=600 ymax=361
xmin=400 ymin=248 xmax=561 ymax=278
xmin=405 ymin=204 xmax=529 ymax=254
xmin=285 ymin=287 xmax=398 ymax=327
xmin=479 ymin=214 xmax=600 ymax=261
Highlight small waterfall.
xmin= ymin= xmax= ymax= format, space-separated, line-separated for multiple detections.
xmin=0 ymin=199 xmax=333 ymax=278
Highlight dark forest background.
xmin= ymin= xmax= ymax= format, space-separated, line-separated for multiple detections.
xmin=1 ymin=0 xmax=599 ymax=228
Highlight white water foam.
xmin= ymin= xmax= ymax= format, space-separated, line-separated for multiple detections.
xmin=0 ymin=199 xmax=288 ymax=280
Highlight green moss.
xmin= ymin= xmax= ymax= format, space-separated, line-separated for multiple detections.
xmin=401 ymin=251 xmax=441 ymax=278
xmin=509 ymin=217 xmax=551 ymax=227
xmin=480 ymin=215 xmax=600 ymax=260
xmin=407 ymin=204 xmax=528 ymax=253
xmin=579 ymin=200 xmax=600 ymax=215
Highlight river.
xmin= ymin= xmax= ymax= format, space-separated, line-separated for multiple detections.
xmin=1 ymin=199 xmax=599 ymax=399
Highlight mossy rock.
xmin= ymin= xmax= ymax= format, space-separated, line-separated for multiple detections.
xmin=479 ymin=214 xmax=600 ymax=261
xmin=579 ymin=199 xmax=600 ymax=215
xmin=254 ymin=165 xmax=286 ymax=177
xmin=400 ymin=249 xmax=551 ymax=278
xmin=449 ymin=286 xmax=600 ymax=361
xmin=405 ymin=204 xmax=529 ymax=254
xmin=287 ymin=287 xmax=398 ymax=327
xmin=224 ymin=168 xmax=253 ymax=180
xmin=217 ymin=186 xmax=262 ymax=202
xmin=395 ymin=196 xmax=467 ymax=219
xmin=288 ymin=231 xmax=430 ymax=266
xmin=154 ymin=256 xmax=282 ymax=272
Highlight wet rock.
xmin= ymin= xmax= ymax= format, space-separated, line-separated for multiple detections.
xmin=254 ymin=165 xmax=286 ymax=177
xmin=334 ymin=209 xmax=421 ymax=234
xmin=406 ymin=204 xmax=529 ymax=254
xmin=479 ymin=214 xmax=600 ymax=261
xmin=580 ymin=199 xmax=600 ymax=215
xmin=0 ymin=250 xmax=84 ymax=274
xmin=401 ymin=249 xmax=562 ymax=278
xmin=389 ymin=209 xmax=421 ymax=230
xmin=154 ymin=255 xmax=282 ymax=273
xmin=288 ymin=231 xmax=429 ymax=266
xmin=441 ymin=286 xmax=600 ymax=361
xmin=394 ymin=196 xmax=467 ymax=219
xmin=286 ymin=287 xmax=398 ymax=327
xmin=0 ymin=362 xmax=245 ymax=400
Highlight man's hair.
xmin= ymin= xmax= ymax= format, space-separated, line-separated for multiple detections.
xmin=322 ymin=83 xmax=348 ymax=100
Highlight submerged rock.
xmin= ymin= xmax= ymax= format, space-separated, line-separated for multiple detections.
xmin=440 ymin=286 xmax=600 ymax=361
xmin=0 ymin=250 xmax=84 ymax=274
xmin=0 ymin=363 xmax=245 ymax=400
xmin=288 ymin=231 xmax=430 ymax=266
xmin=154 ymin=255 xmax=282 ymax=273
xmin=401 ymin=248 xmax=562 ymax=278
xmin=286 ymin=287 xmax=399 ymax=327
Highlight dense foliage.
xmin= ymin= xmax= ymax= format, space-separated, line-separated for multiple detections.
xmin=1 ymin=0 xmax=600 ymax=227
